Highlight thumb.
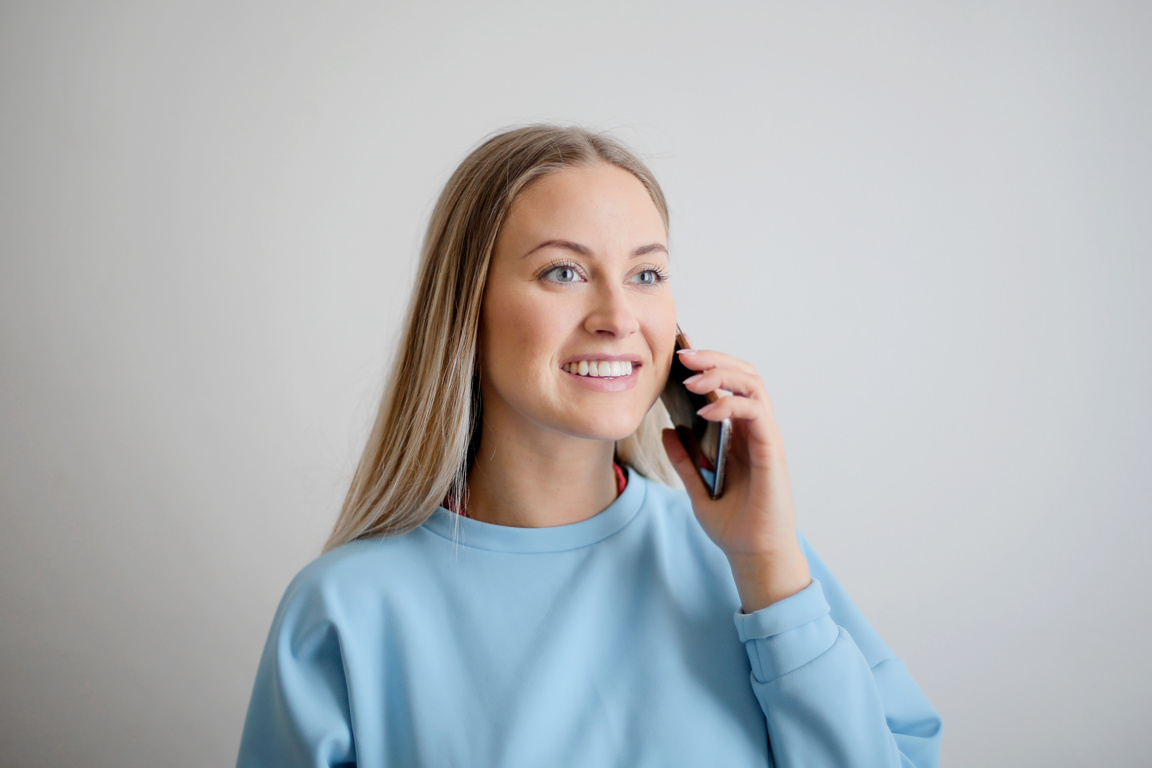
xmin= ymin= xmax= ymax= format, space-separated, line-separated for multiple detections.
xmin=661 ymin=427 xmax=712 ymax=508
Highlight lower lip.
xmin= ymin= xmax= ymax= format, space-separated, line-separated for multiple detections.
xmin=562 ymin=366 xmax=640 ymax=392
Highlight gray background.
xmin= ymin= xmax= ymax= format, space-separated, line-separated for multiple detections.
xmin=2 ymin=1 xmax=1149 ymax=766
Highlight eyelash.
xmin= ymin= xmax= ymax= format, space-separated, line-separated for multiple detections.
xmin=536 ymin=260 xmax=670 ymax=287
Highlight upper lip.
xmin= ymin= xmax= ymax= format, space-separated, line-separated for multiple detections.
xmin=560 ymin=353 xmax=643 ymax=366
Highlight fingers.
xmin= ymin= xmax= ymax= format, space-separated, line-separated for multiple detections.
xmin=675 ymin=347 xmax=780 ymax=438
xmin=697 ymin=393 xmax=786 ymax=464
xmin=678 ymin=350 xmax=782 ymax=444
xmin=676 ymin=348 xmax=756 ymax=375
xmin=683 ymin=367 xmax=767 ymax=402
xmin=696 ymin=392 xmax=765 ymax=423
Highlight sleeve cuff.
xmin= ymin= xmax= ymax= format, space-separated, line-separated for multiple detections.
xmin=732 ymin=577 xmax=840 ymax=682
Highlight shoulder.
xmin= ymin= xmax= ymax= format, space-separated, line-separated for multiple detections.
xmin=269 ymin=531 xmax=434 ymax=632
xmin=633 ymin=473 xmax=695 ymax=521
xmin=632 ymin=474 xmax=707 ymax=537
xmin=630 ymin=473 xmax=733 ymax=567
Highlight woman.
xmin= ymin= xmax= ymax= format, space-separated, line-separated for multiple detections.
xmin=236 ymin=125 xmax=942 ymax=767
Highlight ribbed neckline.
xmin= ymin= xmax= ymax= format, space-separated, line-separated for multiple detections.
xmin=422 ymin=466 xmax=647 ymax=553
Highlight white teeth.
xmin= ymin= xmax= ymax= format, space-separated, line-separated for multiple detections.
xmin=565 ymin=360 xmax=635 ymax=378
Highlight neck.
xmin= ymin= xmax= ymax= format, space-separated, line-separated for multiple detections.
xmin=465 ymin=423 xmax=619 ymax=528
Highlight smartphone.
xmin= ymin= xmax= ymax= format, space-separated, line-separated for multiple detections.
xmin=660 ymin=330 xmax=730 ymax=499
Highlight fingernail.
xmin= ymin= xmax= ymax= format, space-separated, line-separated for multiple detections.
xmin=683 ymin=373 xmax=704 ymax=385
xmin=677 ymin=348 xmax=698 ymax=355
xmin=697 ymin=403 xmax=716 ymax=416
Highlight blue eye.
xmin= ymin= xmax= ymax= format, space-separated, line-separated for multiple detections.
xmin=540 ymin=263 xmax=583 ymax=283
xmin=628 ymin=268 xmax=667 ymax=286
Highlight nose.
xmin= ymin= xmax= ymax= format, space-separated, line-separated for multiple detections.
xmin=584 ymin=282 xmax=640 ymax=338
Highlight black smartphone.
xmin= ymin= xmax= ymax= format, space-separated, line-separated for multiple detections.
xmin=660 ymin=330 xmax=730 ymax=499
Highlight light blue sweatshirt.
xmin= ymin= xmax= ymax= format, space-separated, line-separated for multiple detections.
xmin=237 ymin=467 xmax=942 ymax=767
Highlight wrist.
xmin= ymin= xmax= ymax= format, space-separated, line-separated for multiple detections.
xmin=728 ymin=546 xmax=811 ymax=614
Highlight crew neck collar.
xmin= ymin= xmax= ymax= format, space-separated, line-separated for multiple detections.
xmin=422 ymin=466 xmax=647 ymax=553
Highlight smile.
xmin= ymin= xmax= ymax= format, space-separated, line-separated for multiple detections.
xmin=560 ymin=359 xmax=641 ymax=393
xmin=562 ymin=360 xmax=634 ymax=378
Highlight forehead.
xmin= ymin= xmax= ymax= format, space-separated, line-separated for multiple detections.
xmin=498 ymin=164 xmax=666 ymax=254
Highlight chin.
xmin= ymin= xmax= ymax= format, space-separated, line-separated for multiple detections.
xmin=562 ymin=411 xmax=648 ymax=443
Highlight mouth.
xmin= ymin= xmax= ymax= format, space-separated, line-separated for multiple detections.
xmin=559 ymin=358 xmax=642 ymax=392
xmin=560 ymin=359 xmax=639 ymax=379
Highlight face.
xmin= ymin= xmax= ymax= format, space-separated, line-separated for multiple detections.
xmin=477 ymin=163 xmax=677 ymax=446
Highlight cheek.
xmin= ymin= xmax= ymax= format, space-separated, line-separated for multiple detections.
xmin=644 ymin=298 xmax=678 ymax=357
xmin=482 ymin=291 xmax=568 ymax=368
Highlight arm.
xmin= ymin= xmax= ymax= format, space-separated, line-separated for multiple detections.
xmin=236 ymin=576 xmax=356 ymax=768
xmin=662 ymin=347 xmax=940 ymax=766
xmin=732 ymin=538 xmax=942 ymax=767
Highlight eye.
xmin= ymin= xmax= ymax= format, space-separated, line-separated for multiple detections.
xmin=627 ymin=267 xmax=669 ymax=287
xmin=539 ymin=261 xmax=585 ymax=284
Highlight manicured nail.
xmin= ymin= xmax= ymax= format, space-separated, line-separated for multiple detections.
xmin=677 ymin=348 xmax=698 ymax=355
xmin=683 ymin=373 xmax=704 ymax=385
xmin=697 ymin=403 xmax=716 ymax=416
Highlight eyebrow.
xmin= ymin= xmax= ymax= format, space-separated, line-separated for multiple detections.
xmin=521 ymin=239 xmax=668 ymax=259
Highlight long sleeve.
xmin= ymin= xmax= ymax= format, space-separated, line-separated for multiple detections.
xmin=236 ymin=576 xmax=356 ymax=768
xmin=732 ymin=538 xmax=942 ymax=767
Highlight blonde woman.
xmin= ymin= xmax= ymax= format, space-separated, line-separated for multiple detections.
xmin=236 ymin=125 xmax=942 ymax=767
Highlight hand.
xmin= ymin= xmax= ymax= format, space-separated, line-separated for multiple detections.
xmin=660 ymin=347 xmax=811 ymax=612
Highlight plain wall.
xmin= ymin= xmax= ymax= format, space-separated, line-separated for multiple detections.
xmin=2 ymin=1 xmax=1149 ymax=765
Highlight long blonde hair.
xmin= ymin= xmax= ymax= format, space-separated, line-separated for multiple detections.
xmin=324 ymin=124 xmax=679 ymax=553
